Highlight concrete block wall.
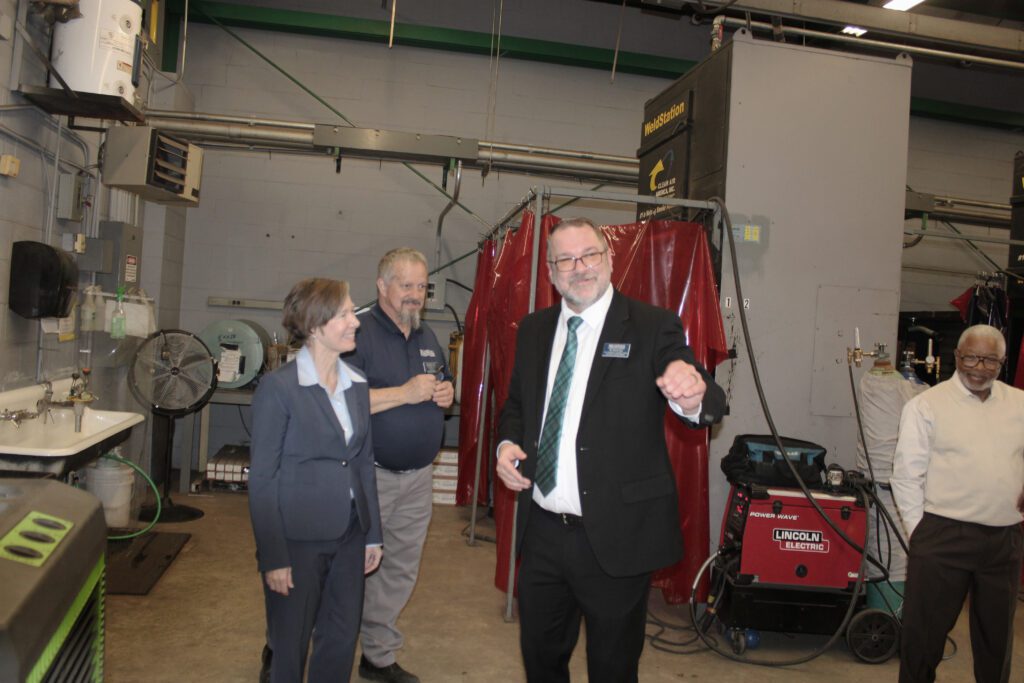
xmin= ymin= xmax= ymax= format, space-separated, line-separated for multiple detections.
xmin=900 ymin=118 xmax=1024 ymax=312
xmin=172 ymin=21 xmax=1024 ymax=464
xmin=0 ymin=2 xmax=94 ymax=390
xmin=0 ymin=0 xmax=1019 ymax=467
xmin=179 ymin=22 xmax=669 ymax=458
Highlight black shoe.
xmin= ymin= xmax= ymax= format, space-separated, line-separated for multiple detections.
xmin=259 ymin=645 xmax=272 ymax=683
xmin=358 ymin=655 xmax=420 ymax=683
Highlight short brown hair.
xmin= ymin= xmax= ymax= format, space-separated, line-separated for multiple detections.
xmin=547 ymin=217 xmax=609 ymax=252
xmin=282 ymin=277 xmax=349 ymax=345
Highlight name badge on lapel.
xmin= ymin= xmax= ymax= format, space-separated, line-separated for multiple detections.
xmin=602 ymin=343 xmax=631 ymax=359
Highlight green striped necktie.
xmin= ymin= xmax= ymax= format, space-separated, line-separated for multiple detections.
xmin=535 ymin=316 xmax=583 ymax=496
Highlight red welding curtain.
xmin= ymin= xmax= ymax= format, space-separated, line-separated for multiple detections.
xmin=456 ymin=240 xmax=498 ymax=506
xmin=456 ymin=213 xmax=727 ymax=604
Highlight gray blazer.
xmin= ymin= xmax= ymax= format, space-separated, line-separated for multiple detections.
xmin=249 ymin=361 xmax=382 ymax=572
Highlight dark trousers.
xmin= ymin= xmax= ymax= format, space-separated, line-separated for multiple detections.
xmin=263 ymin=519 xmax=366 ymax=683
xmin=518 ymin=503 xmax=651 ymax=683
xmin=899 ymin=513 xmax=1023 ymax=683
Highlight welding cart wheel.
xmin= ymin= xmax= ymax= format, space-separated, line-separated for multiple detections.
xmin=846 ymin=608 xmax=900 ymax=664
xmin=729 ymin=629 xmax=747 ymax=655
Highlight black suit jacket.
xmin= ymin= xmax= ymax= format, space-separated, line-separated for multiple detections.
xmin=498 ymin=289 xmax=726 ymax=577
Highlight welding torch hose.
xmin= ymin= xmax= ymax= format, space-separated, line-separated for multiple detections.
xmin=688 ymin=543 xmax=869 ymax=666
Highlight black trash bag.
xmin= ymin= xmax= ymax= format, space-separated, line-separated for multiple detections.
xmin=720 ymin=434 xmax=827 ymax=489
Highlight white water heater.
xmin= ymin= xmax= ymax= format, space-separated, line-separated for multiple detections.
xmin=49 ymin=0 xmax=142 ymax=102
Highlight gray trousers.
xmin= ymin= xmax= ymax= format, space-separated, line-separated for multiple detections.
xmin=360 ymin=465 xmax=434 ymax=666
xmin=264 ymin=517 xmax=366 ymax=683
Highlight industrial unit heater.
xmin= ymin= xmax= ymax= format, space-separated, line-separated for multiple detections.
xmin=0 ymin=479 xmax=107 ymax=682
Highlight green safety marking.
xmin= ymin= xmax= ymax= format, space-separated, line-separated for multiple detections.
xmin=0 ymin=511 xmax=74 ymax=568
xmin=26 ymin=557 xmax=105 ymax=683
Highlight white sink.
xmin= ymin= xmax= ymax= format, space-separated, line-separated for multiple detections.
xmin=0 ymin=379 xmax=145 ymax=474
xmin=0 ymin=407 xmax=144 ymax=457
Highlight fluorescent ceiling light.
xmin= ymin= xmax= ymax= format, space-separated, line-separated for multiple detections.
xmin=883 ymin=0 xmax=927 ymax=10
xmin=842 ymin=26 xmax=868 ymax=37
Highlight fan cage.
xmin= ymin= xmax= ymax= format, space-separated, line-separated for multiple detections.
xmin=129 ymin=329 xmax=218 ymax=416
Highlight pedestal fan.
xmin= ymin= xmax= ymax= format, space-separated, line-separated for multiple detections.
xmin=129 ymin=329 xmax=217 ymax=523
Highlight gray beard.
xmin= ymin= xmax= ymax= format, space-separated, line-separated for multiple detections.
xmin=399 ymin=308 xmax=421 ymax=330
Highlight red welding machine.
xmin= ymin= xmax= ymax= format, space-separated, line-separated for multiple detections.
xmin=723 ymin=486 xmax=867 ymax=590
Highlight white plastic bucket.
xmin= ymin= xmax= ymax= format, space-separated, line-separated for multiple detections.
xmin=84 ymin=460 xmax=134 ymax=528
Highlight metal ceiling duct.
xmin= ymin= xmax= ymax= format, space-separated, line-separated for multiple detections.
xmin=141 ymin=111 xmax=1012 ymax=227
xmin=142 ymin=112 xmax=641 ymax=184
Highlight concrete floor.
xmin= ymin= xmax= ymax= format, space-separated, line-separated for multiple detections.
xmin=105 ymin=491 xmax=1024 ymax=682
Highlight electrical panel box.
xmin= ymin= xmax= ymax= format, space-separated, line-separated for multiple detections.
xmin=96 ymin=221 xmax=143 ymax=292
xmin=425 ymin=278 xmax=446 ymax=313
xmin=102 ymin=126 xmax=202 ymax=205
xmin=57 ymin=173 xmax=85 ymax=221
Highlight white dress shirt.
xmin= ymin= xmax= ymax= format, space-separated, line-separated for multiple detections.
xmin=532 ymin=287 xmax=615 ymax=515
xmin=891 ymin=371 xmax=1024 ymax=537
xmin=532 ymin=287 xmax=701 ymax=515
xmin=296 ymin=345 xmax=366 ymax=443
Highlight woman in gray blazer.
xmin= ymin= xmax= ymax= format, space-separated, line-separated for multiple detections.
xmin=249 ymin=277 xmax=383 ymax=683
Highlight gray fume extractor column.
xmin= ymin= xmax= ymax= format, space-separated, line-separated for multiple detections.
xmin=636 ymin=29 xmax=913 ymax=547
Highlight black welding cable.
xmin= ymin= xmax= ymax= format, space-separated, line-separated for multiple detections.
xmin=712 ymin=197 xmax=886 ymax=572
xmin=862 ymin=482 xmax=910 ymax=556
xmin=849 ymin=379 xmax=961 ymax=662
xmin=847 ymin=363 xmax=897 ymax=580
xmin=689 ymin=544 xmax=870 ymax=667
xmin=848 ymin=362 xmax=895 ymax=575
xmin=859 ymin=483 xmax=968 ymax=662
xmin=681 ymin=199 xmax=869 ymax=665
xmin=444 ymin=303 xmax=464 ymax=333
xmin=647 ymin=555 xmax=735 ymax=655
xmin=645 ymin=610 xmax=703 ymax=654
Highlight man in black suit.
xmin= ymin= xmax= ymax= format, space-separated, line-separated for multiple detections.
xmin=496 ymin=217 xmax=726 ymax=682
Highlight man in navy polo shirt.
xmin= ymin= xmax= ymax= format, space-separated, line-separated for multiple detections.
xmin=346 ymin=247 xmax=454 ymax=683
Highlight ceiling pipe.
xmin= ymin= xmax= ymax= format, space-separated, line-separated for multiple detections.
xmin=143 ymin=114 xmax=641 ymax=183
xmin=479 ymin=141 xmax=636 ymax=164
xmin=141 ymin=113 xmax=1012 ymax=224
xmin=436 ymin=160 xmax=462 ymax=271
xmin=144 ymin=116 xmax=314 ymax=145
xmin=145 ymin=109 xmax=316 ymax=131
xmin=721 ymin=17 xmax=1024 ymax=72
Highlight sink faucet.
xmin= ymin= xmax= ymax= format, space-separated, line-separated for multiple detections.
xmin=68 ymin=369 xmax=98 ymax=433
xmin=0 ymin=408 xmax=38 ymax=428
xmin=36 ymin=378 xmax=79 ymax=424
xmin=69 ymin=370 xmax=89 ymax=399
xmin=36 ymin=373 xmax=98 ymax=432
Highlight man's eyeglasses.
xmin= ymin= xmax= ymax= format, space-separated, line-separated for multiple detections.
xmin=549 ymin=250 xmax=607 ymax=272
xmin=955 ymin=351 xmax=1005 ymax=370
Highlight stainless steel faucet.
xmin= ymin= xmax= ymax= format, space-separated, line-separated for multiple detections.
xmin=35 ymin=375 xmax=98 ymax=432
xmin=69 ymin=370 xmax=98 ymax=433
xmin=36 ymin=379 xmax=77 ymax=424
xmin=0 ymin=408 xmax=38 ymax=427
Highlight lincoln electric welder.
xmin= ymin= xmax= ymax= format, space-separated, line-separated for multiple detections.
xmin=700 ymin=434 xmax=899 ymax=663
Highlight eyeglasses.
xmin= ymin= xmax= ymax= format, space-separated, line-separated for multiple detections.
xmin=548 ymin=250 xmax=607 ymax=272
xmin=955 ymin=351 xmax=1005 ymax=370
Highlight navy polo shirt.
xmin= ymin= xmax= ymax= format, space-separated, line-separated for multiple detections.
xmin=345 ymin=303 xmax=448 ymax=471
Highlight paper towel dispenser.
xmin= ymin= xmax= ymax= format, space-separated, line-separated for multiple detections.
xmin=8 ymin=241 xmax=79 ymax=319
